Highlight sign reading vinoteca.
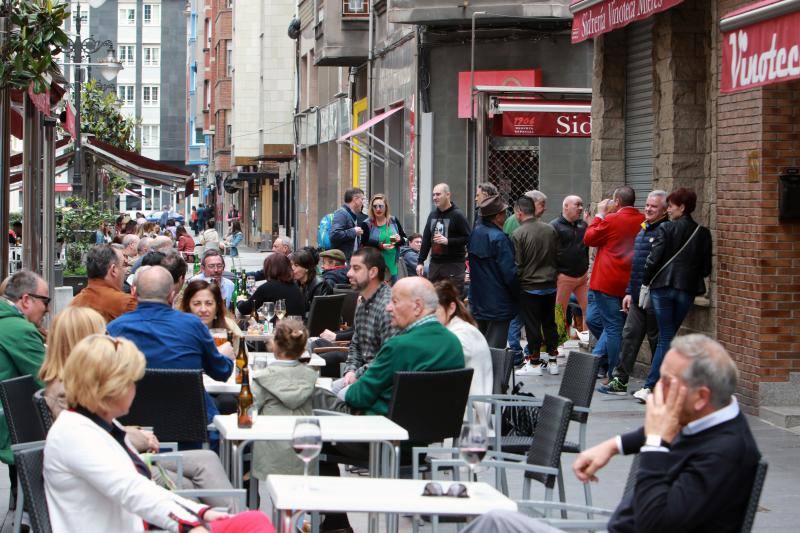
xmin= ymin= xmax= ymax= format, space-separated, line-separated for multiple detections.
xmin=721 ymin=8 xmax=800 ymax=93
xmin=570 ymin=0 xmax=684 ymax=43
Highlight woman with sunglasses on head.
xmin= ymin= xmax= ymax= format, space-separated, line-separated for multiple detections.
xmin=359 ymin=193 xmax=407 ymax=283
xmin=44 ymin=334 xmax=274 ymax=532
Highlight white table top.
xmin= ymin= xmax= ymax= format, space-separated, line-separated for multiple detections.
xmin=213 ymin=414 xmax=409 ymax=442
xmin=204 ymin=374 xmax=332 ymax=394
xmin=266 ymin=476 xmax=517 ymax=515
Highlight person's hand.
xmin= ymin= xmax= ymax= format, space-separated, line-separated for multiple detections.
xmin=416 ymin=264 xmax=424 ymax=276
xmin=644 ymin=378 xmax=686 ymax=444
xmin=320 ymin=329 xmax=337 ymax=342
xmin=391 ymin=233 xmax=401 ymax=243
xmin=583 ymin=209 xmax=593 ymax=224
xmin=354 ymin=226 xmax=364 ymax=236
xmin=573 ymin=437 xmax=618 ymax=483
xmin=344 ymin=371 xmax=357 ymax=385
xmin=141 ymin=429 xmax=160 ymax=453
xmin=622 ymin=295 xmax=632 ymax=312
xmin=204 ymin=510 xmax=231 ymax=522
xmin=219 ymin=341 xmax=235 ymax=359
xmin=433 ymin=233 xmax=448 ymax=245
xmin=597 ymin=199 xmax=612 ymax=217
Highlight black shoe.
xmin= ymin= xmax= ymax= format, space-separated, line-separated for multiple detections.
xmin=597 ymin=365 xmax=608 ymax=379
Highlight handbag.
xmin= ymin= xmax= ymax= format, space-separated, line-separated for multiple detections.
xmin=639 ymin=225 xmax=701 ymax=309
xmin=501 ymin=382 xmax=539 ymax=437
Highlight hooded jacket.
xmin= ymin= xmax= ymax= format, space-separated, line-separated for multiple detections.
xmin=250 ymin=361 xmax=318 ymax=479
xmin=584 ymin=206 xmax=645 ymax=297
xmin=0 ymin=298 xmax=45 ymax=464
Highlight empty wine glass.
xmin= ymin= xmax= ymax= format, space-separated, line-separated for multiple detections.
xmin=275 ymin=299 xmax=287 ymax=321
xmin=261 ymin=302 xmax=275 ymax=333
xmin=292 ymin=418 xmax=322 ymax=492
xmin=458 ymin=423 xmax=488 ymax=482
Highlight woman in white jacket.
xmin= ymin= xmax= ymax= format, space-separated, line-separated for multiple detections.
xmin=433 ymin=280 xmax=493 ymax=427
xmin=44 ymin=334 xmax=272 ymax=533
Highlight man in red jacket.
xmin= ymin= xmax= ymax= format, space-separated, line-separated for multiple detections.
xmin=584 ymin=186 xmax=644 ymax=380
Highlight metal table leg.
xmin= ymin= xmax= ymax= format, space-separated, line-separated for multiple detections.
xmin=368 ymin=441 xmax=380 ymax=533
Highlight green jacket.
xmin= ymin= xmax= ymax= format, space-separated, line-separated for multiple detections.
xmin=250 ymin=361 xmax=317 ymax=480
xmin=512 ymin=218 xmax=558 ymax=291
xmin=0 ymin=298 xmax=45 ymax=464
xmin=346 ymin=318 xmax=465 ymax=416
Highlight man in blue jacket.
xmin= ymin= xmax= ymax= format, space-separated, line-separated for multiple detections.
xmin=330 ymin=188 xmax=365 ymax=262
xmin=600 ymin=190 xmax=667 ymax=397
xmin=468 ymin=195 xmax=519 ymax=348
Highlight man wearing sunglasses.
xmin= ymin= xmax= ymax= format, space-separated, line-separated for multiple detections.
xmin=0 ymin=270 xmax=50 ymax=498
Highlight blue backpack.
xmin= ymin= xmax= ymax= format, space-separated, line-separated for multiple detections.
xmin=317 ymin=212 xmax=335 ymax=250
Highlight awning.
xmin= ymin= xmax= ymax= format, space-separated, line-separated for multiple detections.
xmin=10 ymin=151 xmax=75 ymax=184
xmin=720 ymin=0 xmax=800 ymax=92
xmin=569 ymin=0 xmax=684 ymax=43
xmin=490 ymin=99 xmax=592 ymax=137
xmin=337 ymin=106 xmax=404 ymax=167
xmin=55 ymin=183 xmax=73 ymax=193
xmin=84 ymin=137 xmax=195 ymax=195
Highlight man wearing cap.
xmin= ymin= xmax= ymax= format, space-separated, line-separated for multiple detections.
xmin=320 ymin=249 xmax=349 ymax=285
xmin=468 ymin=195 xmax=519 ymax=348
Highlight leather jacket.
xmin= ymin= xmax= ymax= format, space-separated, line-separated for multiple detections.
xmin=301 ymin=276 xmax=333 ymax=317
xmin=643 ymin=215 xmax=712 ymax=295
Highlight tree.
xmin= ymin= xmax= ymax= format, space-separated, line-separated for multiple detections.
xmin=80 ymin=78 xmax=138 ymax=151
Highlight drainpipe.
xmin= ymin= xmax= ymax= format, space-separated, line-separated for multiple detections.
xmin=366 ymin=0 xmax=374 ymax=194
xmin=468 ymin=11 xmax=486 ymax=217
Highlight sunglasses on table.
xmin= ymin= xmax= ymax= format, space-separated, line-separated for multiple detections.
xmin=422 ymin=482 xmax=468 ymax=498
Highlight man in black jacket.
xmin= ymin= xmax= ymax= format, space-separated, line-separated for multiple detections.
xmin=574 ymin=334 xmax=760 ymax=532
xmin=600 ymin=190 xmax=667 ymax=397
xmin=416 ymin=183 xmax=471 ymax=291
xmin=550 ymin=195 xmax=589 ymax=329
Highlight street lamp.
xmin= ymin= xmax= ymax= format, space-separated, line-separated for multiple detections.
xmin=62 ymin=0 xmax=123 ymax=197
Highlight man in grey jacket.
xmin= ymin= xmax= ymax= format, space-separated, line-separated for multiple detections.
xmin=512 ymin=194 xmax=560 ymax=376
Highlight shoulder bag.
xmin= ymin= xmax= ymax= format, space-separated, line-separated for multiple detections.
xmin=638 ymin=225 xmax=701 ymax=309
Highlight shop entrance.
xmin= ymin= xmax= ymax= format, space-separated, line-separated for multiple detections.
xmin=487 ymin=136 xmax=540 ymax=204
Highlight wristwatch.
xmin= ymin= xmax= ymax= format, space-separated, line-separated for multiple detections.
xmin=645 ymin=434 xmax=670 ymax=449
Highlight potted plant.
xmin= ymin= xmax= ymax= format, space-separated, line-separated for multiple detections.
xmin=57 ymin=197 xmax=114 ymax=294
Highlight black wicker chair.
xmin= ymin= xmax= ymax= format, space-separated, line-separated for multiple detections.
xmin=118 ymin=368 xmax=209 ymax=446
xmin=332 ymin=287 xmax=358 ymax=328
xmin=12 ymin=442 xmax=50 ymax=533
xmin=32 ymin=388 xmax=54 ymax=434
xmin=489 ymin=348 xmax=515 ymax=395
xmin=306 ymin=293 xmax=346 ymax=337
xmin=741 ymin=459 xmax=769 ymax=533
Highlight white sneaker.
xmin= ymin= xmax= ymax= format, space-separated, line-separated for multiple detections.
xmin=515 ymin=361 xmax=542 ymax=377
xmin=578 ymin=330 xmax=590 ymax=343
xmin=548 ymin=359 xmax=560 ymax=375
xmin=633 ymin=387 xmax=651 ymax=403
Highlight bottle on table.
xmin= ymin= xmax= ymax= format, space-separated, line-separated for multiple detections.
xmin=237 ymin=367 xmax=254 ymax=428
xmin=193 ymin=260 xmax=200 ymax=276
xmin=235 ymin=341 xmax=249 ymax=384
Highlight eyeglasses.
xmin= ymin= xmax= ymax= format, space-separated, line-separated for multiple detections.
xmin=27 ymin=294 xmax=51 ymax=307
xmin=372 ymin=204 xmax=385 ymax=209
xmin=422 ymin=482 xmax=468 ymax=498
xmin=205 ymin=263 xmax=225 ymax=270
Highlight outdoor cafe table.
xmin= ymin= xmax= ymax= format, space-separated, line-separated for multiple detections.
xmin=266 ymin=475 xmax=518 ymax=533
xmin=213 ymin=414 xmax=408 ymax=502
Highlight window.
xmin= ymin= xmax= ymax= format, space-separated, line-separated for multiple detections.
xmin=143 ymin=4 xmax=160 ymax=25
xmin=204 ymin=80 xmax=211 ymax=109
xmin=143 ymin=46 xmax=160 ymax=66
xmin=141 ymin=125 xmax=160 ymax=147
xmin=225 ymin=123 xmax=232 ymax=146
xmin=142 ymin=85 xmax=160 ymax=106
xmin=195 ymin=127 xmax=204 ymax=144
xmin=117 ymin=85 xmax=135 ymax=105
xmin=205 ymin=18 xmax=211 ymax=48
xmin=126 ymin=185 xmax=142 ymax=211
xmin=118 ymin=45 xmax=135 ymax=65
xmin=119 ymin=6 xmax=135 ymax=25
xmin=226 ymin=47 xmax=233 ymax=77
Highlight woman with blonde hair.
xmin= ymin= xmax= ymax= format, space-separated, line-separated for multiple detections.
xmin=44 ymin=335 xmax=273 ymax=532
xmin=360 ymin=193 xmax=407 ymax=283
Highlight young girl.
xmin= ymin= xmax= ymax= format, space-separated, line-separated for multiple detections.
xmin=251 ymin=319 xmax=318 ymax=480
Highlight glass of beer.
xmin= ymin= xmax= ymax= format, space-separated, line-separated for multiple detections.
xmin=210 ymin=328 xmax=228 ymax=347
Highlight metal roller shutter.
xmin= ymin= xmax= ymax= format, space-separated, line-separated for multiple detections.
xmin=624 ymin=19 xmax=654 ymax=209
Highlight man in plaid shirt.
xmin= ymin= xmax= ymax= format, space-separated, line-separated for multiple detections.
xmin=332 ymin=247 xmax=396 ymax=398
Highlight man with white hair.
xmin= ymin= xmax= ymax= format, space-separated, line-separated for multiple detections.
xmin=107 ymin=266 xmax=234 ymax=433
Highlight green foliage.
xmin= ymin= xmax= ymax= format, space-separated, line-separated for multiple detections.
xmin=0 ymin=0 xmax=69 ymax=93
xmin=57 ymin=196 xmax=115 ymax=274
xmin=80 ymin=79 xmax=138 ymax=151
xmin=106 ymin=169 xmax=129 ymax=195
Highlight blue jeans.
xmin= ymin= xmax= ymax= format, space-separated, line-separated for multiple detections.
xmin=646 ymin=287 xmax=694 ymax=388
xmin=586 ymin=291 xmax=607 ymax=358
xmin=589 ymin=290 xmax=624 ymax=378
xmin=507 ymin=315 xmax=529 ymax=358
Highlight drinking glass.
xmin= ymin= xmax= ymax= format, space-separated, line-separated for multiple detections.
xmin=275 ymin=299 xmax=287 ymax=321
xmin=458 ymin=423 xmax=488 ymax=482
xmin=262 ymin=302 xmax=275 ymax=333
xmin=210 ymin=328 xmax=228 ymax=348
xmin=292 ymin=418 xmax=322 ymax=492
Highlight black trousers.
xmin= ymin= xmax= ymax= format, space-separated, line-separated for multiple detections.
xmin=614 ymin=302 xmax=659 ymax=383
xmin=477 ymin=319 xmax=511 ymax=350
xmin=519 ymin=291 xmax=559 ymax=355
xmin=428 ymin=261 xmax=466 ymax=293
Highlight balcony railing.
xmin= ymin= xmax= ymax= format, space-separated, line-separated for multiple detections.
xmin=342 ymin=0 xmax=369 ymax=18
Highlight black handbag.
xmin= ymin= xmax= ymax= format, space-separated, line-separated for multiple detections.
xmin=501 ymin=382 xmax=539 ymax=437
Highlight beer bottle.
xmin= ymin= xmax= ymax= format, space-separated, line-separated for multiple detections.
xmin=235 ymin=341 xmax=248 ymax=384
xmin=237 ymin=367 xmax=254 ymax=428
xmin=193 ymin=260 xmax=200 ymax=276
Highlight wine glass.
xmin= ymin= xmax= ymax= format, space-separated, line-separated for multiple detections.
xmin=262 ymin=302 xmax=275 ymax=333
xmin=275 ymin=299 xmax=287 ymax=321
xmin=458 ymin=423 xmax=488 ymax=482
xmin=292 ymin=418 xmax=322 ymax=492
xmin=246 ymin=275 xmax=256 ymax=295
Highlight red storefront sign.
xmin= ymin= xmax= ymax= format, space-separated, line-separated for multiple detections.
xmin=570 ymin=0 xmax=684 ymax=43
xmin=457 ymin=69 xmax=541 ymax=118
xmin=721 ymin=1 xmax=800 ymax=93
xmin=500 ymin=111 xmax=592 ymax=137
